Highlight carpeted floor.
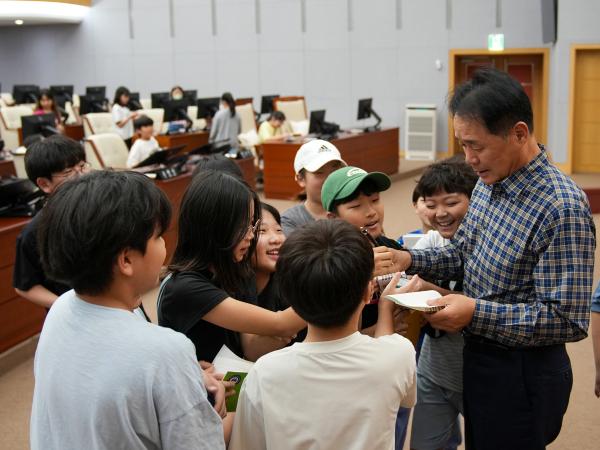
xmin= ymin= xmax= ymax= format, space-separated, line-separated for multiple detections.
xmin=0 ymin=171 xmax=598 ymax=450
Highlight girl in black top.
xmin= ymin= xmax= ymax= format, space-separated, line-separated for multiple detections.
xmin=249 ymin=203 xmax=307 ymax=359
xmin=157 ymin=171 xmax=305 ymax=363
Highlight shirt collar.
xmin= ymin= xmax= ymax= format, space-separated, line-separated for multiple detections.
xmin=486 ymin=144 xmax=548 ymax=199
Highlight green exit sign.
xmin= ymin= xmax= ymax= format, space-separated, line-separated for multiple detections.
xmin=488 ymin=34 xmax=505 ymax=51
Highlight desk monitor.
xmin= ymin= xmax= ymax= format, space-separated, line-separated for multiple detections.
xmin=133 ymin=144 xmax=187 ymax=168
xmin=86 ymin=86 xmax=106 ymax=98
xmin=357 ymin=98 xmax=381 ymax=130
xmin=309 ymin=110 xmax=326 ymax=135
xmin=49 ymin=85 xmax=74 ymax=104
xmin=183 ymin=90 xmax=197 ymax=105
xmin=79 ymin=95 xmax=107 ymax=114
xmin=260 ymin=94 xmax=279 ymax=115
xmin=21 ymin=114 xmax=59 ymax=141
xmin=13 ymin=85 xmax=40 ymax=104
xmin=163 ymin=99 xmax=193 ymax=123
xmin=128 ymin=92 xmax=143 ymax=111
xmin=196 ymin=97 xmax=220 ymax=119
xmin=151 ymin=92 xmax=170 ymax=109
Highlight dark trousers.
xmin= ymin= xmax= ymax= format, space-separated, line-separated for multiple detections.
xmin=463 ymin=339 xmax=572 ymax=450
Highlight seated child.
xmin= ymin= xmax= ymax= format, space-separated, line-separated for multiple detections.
xmin=229 ymin=220 xmax=417 ymax=450
xmin=258 ymin=111 xmax=292 ymax=143
xmin=126 ymin=115 xmax=160 ymax=168
xmin=280 ymin=139 xmax=346 ymax=236
xmin=13 ymin=135 xmax=90 ymax=309
xmin=409 ymin=159 xmax=478 ymax=450
xmin=31 ymin=170 xmax=225 ymax=449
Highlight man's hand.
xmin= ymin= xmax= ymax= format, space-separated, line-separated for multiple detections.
xmin=200 ymin=361 xmax=232 ymax=418
xmin=373 ymin=246 xmax=396 ymax=276
xmin=424 ymin=294 xmax=476 ymax=333
xmin=392 ymin=249 xmax=412 ymax=273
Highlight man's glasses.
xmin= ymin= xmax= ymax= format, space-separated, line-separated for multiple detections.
xmin=51 ymin=161 xmax=91 ymax=180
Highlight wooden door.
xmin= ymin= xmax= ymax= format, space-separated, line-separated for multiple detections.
xmin=572 ymin=50 xmax=600 ymax=173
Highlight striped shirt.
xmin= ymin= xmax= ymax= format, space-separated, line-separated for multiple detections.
xmin=409 ymin=146 xmax=596 ymax=347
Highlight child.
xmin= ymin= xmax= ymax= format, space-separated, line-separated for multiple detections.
xmin=229 ymin=220 xmax=417 ymax=450
xmin=157 ymin=170 xmax=305 ymax=364
xmin=31 ymin=170 xmax=225 ymax=449
xmin=409 ymin=159 xmax=478 ymax=450
xmin=33 ymin=89 xmax=65 ymax=134
xmin=13 ymin=135 xmax=90 ymax=309
xmin=209 ymin=92 xmax=241 ymax=148
xmin=112 ymin=86 xmax=138 ymax=148
xmin=320 ymin=165 xmax=418 ymax=448
xmin=397 ymin=185 xmax=433 ymax=248
xmin=126 ymin=115 xmax=160 ymax=168
xmin=280 ymin=139 xmax=346 ymax=236
xmin=248 ymin=202 xmax=307 ymax=359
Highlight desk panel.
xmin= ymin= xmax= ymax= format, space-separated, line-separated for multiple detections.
xmin=156 ymin=131 xmax=209 ymax=154
xmin=262 ymin=128 xmax=400 ymax=199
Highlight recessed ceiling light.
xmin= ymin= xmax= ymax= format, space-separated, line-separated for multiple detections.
xmin=15 ymin=19 xmax=24 ymax=25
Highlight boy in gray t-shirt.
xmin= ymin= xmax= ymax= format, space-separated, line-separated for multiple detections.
xmin=30 ymin=171 xmax=225 ymax=450
xmin=281 ymin=139 xmax=346 ymax=236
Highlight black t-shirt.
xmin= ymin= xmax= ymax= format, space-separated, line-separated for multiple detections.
xmin=13 ymin=212 xmax=70 ymax=296
xmin=361 ymin=235 xmax=404 ymax=329
xmin=258 ymin=276 xmax=307 ymax=343
xmin=157 ymin=270 xmax=257 ymax=362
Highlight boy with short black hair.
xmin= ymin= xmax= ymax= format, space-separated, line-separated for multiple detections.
xmin=31 ymin=170 xmax=225 ymax=450
xmin=229 ymin=219 xmax=416 ymax=450
xmin=126 ymin=114 xmax=160 ymax=168
xmin=409 ymin=159 xmax=478 ymax=450
xmin=13 ymin=135 xmax=89 ymax=308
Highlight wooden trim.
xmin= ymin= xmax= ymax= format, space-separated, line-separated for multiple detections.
xmin=82 ymin=115 xmax=95 ymax=135
xmin=447 ymin=48 xmax=550 ymax=156
xmin=567 ymin=44 xmax=600 ymax=175
xmin=28 ymin=0 xmax=91 ymax=5
xmin=235 ymin=97 xmax=253 ymax=106
xmin=85 ymin=139 xmax=106 ymax=168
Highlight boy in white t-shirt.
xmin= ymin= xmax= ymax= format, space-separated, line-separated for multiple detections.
xmin=127 ymin=115 xmax=160 ymax=168
xmin=229 ymin=219 xmax=417 ymax=450
xmin=30 ymin=171 xmax=226 ymax=450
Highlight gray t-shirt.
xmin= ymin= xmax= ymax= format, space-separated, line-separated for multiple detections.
xmin=280 ymin=203 xmax=315 ymax=237
xmin=413 ymin=230 xmax=464 ymax=393
xmin=31 ymin=290 xmax=225 ymax=450
xmin=209 ymin=108 xmax=241 ymax=148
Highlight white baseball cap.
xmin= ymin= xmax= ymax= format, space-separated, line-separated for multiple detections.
xmin=293 ymin=139 xmax=346 ymax=174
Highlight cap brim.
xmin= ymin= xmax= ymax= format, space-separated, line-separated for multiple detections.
xmin=301 ymin=154 xmax=346 ymax=173
xmin=330 ymin=172 xmax=391 ymax=208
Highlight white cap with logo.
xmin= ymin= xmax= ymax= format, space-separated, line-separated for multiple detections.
xmin=293 ymin=139 xmax=346 ymax=174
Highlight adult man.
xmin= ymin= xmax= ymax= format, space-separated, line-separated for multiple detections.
xmin=395 ymin=68 xmax=596 ymax=450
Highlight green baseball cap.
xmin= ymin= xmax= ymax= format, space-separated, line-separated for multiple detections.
xmin=321 ymin=166 xmax=391 ymax=212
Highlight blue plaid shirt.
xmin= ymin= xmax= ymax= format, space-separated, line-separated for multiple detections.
xmin=409 ymin=146 xmax=596 ymax=347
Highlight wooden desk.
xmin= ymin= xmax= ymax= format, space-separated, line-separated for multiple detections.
xmin=261 ymin=128 xmax=400 ymax=199
xmin=64 ymin=124 xmax=84 ymax=142
xmin=0 ymin=217 xmax=46 ymax=354
xmin=0 ymin=158 xmax=16 ymax=177
xmin=156 ymin=131 xmax=209 ymax=154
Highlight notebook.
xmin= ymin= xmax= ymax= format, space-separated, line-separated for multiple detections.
xmin=213 ymin=345 xmax=254 ymax=412
xmin=384 ymin=290 xmax=445 ymax=312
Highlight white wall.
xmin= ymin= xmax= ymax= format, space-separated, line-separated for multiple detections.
xmin=0 ymin=0 xmax=598 ymax=162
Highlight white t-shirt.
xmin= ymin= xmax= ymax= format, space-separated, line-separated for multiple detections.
xmin=112 ymin=104 xmax=134 ymax=140
xmin=229 ymin=331 xmax=416 ymax=450
xmin=30 ymin=290 xmax=225 ymax=450
xmin=127 ymin=136 xmax=160 ymax=168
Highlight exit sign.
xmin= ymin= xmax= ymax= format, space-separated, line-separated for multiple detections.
xmin=488 ymin=34 xmax=505 ymax=51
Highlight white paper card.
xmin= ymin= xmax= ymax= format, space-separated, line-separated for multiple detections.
xmin=384 ymin=290 xmax=445 ymax=312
